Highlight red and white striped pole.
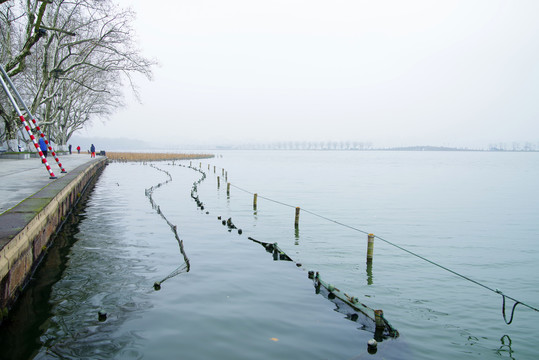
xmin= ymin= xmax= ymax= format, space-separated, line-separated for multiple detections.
xmin=0 ymin=65 xmax=66 ymax=173
xmin=0 ymin=71 xmax=57 ymax=179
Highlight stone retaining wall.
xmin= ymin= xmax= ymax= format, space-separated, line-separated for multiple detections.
xmin=0 ymin=158 xmax=107 ymax=315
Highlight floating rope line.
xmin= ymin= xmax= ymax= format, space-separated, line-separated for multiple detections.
xmin=247 ymin=236 xmax=399 ymax=339
xmin=228 ymin=183 xmax=539 ymax=323
xmin=188 ymin=165 xmax=208 ymax=211
xmin=186 ymin=164 xmax=400 ymax=340
xmin=145 ymin=164 xmax=191 ymax=289
xmin=155 ymin=261 xmax=190 ymax=290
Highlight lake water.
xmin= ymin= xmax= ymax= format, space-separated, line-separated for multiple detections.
xmin=1 ymin=150 xmax=538 ymax=359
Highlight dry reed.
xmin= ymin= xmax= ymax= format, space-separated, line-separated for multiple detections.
xmin=106 ymin=152 xmax=214 ymax=162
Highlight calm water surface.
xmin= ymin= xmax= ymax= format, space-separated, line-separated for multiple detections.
xmin=1 ymin=150 xmax=538 ymax=359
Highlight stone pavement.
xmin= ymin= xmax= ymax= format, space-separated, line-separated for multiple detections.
xmin=0 ymin=154 xmax=104 ymax=214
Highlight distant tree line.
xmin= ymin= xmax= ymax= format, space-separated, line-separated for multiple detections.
xmin=230 ymin=141 xmax=376 ymax=151
xmin=488 ymin=142 xmax=539 ymax=152
xmin=221 ymin=141 xmax=539 ymax=151
xmin=0 ymin=0 xmax=154 ymax=151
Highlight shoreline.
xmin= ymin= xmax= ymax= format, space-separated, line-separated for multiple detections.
xmin=106 ymin=152 xmax=214 ymax=162
xmin=0 ymin=158 xmax=107 ymax=315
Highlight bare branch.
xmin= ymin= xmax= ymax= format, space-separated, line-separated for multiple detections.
xmin=40 ymin=25 xmax=76 ymax=36
xmin=2 ymin=0 xmax=155 ymax=144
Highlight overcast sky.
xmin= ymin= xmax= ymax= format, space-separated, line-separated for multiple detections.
xmin=82 ymin=0 xmax=539 ymax=148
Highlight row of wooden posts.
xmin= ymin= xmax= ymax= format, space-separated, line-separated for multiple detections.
xmin=191 ymin=161 xmax=376 ymax=264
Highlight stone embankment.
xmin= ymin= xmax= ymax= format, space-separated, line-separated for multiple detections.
xmin=0 ymin=157 xmax=107 ymax=318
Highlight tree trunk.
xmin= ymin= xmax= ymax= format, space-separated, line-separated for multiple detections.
xmin=2 ymin=114 xmax=21 ymax=150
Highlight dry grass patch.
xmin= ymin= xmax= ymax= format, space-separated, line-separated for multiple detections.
xmin=106 ymin=152 xmax=214 ymax=162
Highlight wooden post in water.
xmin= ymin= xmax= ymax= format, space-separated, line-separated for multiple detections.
xmin=374 ymin=309 xmax=385 ymax=330
xmin=199 ymin=162 xmax=201 ymax=168
xmin=190 ymin=161 xmax=192 ymax=167
xmin=208 ymin=164 xmax=210 ymax=170
xmin=214 ymin=166 xmax=216 ymax=173
xmin=222 ymin=169 xmax=224 ymax=176
xmin=217 ymin=176 xmax=220 ymax=188
xmin=227 ymin=182 xmax=230 ymax=195
xmin=367 ymin=233 xmax=375 ymax=264
xmin=294 ymin=207 xmax=300 ymax=228
xmin=253 ymin=193 xmax=258 ymax=209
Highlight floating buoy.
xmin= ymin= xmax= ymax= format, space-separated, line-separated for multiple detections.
xmin=98 ymin=310 xmax=107 ymax=322
xmin=367 ymin=339 xmax=377 ymax=354
xmin=238 ymin=229 xmax=242 ymax=235
xmin=154 ymin=282 xmax=161 ymax=291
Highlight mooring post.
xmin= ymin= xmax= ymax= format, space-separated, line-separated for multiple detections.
xmin=227 ymin=182 xmax=230 ymax=195
xmin=253 ymin=193 xmax=258 ymax=209
xmin=367 ymin=233 xmax=374 ymax=264
xmin=374 ymin=310 xmax=383 ymax=326
xmin=190 ymin=161 xmax=192 ymax=167
xmin=208 ymin=164 xmax=210 ymax=170
xmin=214 ymin=166 xmax=216 ymax=173
xmin=294 ymin=207 xmax=300 ymax=228
xmin=199 ymin=162 xmax=201 ymax=168
xmin=217 ymin=176 xmax=220 ymax=188
xmin=374 ymin=309 xmax=385 ymax=331
xmin=222 ymin=168 xmax=224 ymax=176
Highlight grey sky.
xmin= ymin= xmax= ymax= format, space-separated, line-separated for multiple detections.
xmin=83 ymin=0 xmax=539 ymax=148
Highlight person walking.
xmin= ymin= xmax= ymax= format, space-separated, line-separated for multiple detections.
xmin=68 ymin=144 xmax=72 ymax=154
xmin=77 ymin=145 xmax=81 ymax=154
xmin=90 ymin=144 xmax=96 ymax=158
xmin=39 ymin=137 xmax=48 ymax=157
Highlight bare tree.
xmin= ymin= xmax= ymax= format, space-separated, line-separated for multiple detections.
xmin=39 ymin=64 xmax=124 ymax=145
xmin=1 ymin=0 xmax=154 ymax=149
xmin=1 ymin=0 xmax=50 ymax=77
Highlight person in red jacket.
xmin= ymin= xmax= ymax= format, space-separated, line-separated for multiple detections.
xmin=77 ymin=145 xmax=81 ymax=154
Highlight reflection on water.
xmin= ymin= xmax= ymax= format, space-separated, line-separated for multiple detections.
xmin=194 ymin=150 xmax=539 ymax=360
xmin=2 ymin=151 xmax=539 ymax=359
xmin=497 ymin=335 xmax=516 ymax=360
xmin=0 ymin=175 xmax=101 ymax=359
xmin=2 ymin=160 xmax=406 ymax=360
xmin=34 ymin=170 xmax=155 ymax=359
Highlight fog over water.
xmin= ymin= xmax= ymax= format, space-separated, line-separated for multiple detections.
xmin=82 ymin=0 xmax=539 ymax=149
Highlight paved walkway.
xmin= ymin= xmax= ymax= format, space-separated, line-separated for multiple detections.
xmin=0 ymin=154 xmax=103 ymax=214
